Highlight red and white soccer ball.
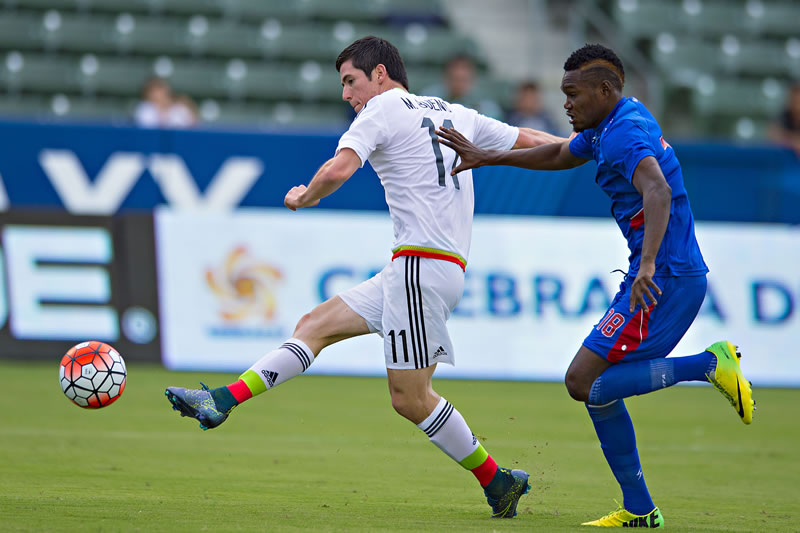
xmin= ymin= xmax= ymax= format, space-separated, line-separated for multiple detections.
xmin=59 ymin=341 xmax=127 ymax=409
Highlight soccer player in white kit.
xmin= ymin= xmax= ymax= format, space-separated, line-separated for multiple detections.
xmin=166 ymin=36 xmax=564 ymax=518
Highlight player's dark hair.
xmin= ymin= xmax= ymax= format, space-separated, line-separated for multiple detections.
xmin=563 ymin=44 xmax=625 ymax=91
xmin=336 ymin=36 xmax=409 ymax=90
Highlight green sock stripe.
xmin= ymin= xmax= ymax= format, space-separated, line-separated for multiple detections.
xmin=239 ymin=369 xmax=267 ymax=396
xmin=459 ymin=443 xmax=489 ymax=470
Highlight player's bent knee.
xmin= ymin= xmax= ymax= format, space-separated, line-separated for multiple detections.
xmin=390 ymin=395 xmax=414 ymax=420
xmin=564 ymin=369 xmax=591 ymax=402
xmin=292 ymin=306 xmax=338 ymax=341
xmin=292 ymin=312 xmax=320 ymax=344
xmin=293 ymin=312 xmax=313 ymax=334
xmin=389 ymin=392 xmax=427 ymax=424
xmin=390 ymin=395 xmax=407 ymax=417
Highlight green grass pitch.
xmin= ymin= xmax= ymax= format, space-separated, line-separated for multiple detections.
xmin=1 ymin=360 xmax=798 ymax=532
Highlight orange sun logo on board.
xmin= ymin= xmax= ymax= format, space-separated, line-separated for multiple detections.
xmin=205 ymin=246 xmax=284 ymax=322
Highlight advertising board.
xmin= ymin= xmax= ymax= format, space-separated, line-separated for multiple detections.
xmin=154 ymin=209 xmax=800 ymax=386
xmin=0 ymin=212 xmax=161 ymax=362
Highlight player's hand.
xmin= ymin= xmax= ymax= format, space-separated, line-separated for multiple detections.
xmin=284 ymin=185 xmax=319 ymax=211
xmin=436 ymin=126 xmax=489 ymax=175
xmin=629 ymin=261 xmax=661 ymax=313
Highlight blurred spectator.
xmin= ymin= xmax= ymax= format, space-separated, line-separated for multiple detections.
xmin=769 ymin=81 xmax=800 ymax=156
xmin=506 ymin=81 xmax=560 ymax=135
xmin=422 ymin=54 xmax=504 ymax=119
xmin=134 ymin=78 xmax=196 ymax=128
xmin=173 ymin=93 xmax=200 ymax=127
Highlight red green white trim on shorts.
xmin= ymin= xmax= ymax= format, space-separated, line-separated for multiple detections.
xmin=391 ymin=245 xmax=466 ymax=271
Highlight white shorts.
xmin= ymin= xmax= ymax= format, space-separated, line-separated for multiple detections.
xmin=339 ymin=256 xmax=464 ymax=369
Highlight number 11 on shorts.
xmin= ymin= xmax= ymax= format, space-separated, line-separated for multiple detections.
xmin=388 ymin=329 xmax=409 ymax=363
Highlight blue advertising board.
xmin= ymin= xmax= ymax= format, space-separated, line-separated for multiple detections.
xmin=0 ymin=119 xmax=798 ymax=222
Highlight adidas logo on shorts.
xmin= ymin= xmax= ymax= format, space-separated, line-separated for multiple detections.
xmin=433 ymin=346 xmax=447 ymax=358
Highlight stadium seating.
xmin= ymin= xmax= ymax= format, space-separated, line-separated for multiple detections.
xmin=610 ymin=0 xmax=800 ymax=138
xmin=3 ymin=0 xmax=797 ymax=137
xmin=0 ymin=0 xmax=483 ymax=128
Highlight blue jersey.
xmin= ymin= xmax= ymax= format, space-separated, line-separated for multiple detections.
xmin=569 ymin=97 xmax=708 ymax=277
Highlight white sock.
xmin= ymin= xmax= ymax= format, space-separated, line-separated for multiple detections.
xmin=416 ymin=397 xmax=479 ymax=463
xmin=243 ymin=338 xmax=314 ymax=391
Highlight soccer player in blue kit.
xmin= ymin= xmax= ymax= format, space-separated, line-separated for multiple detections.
xmin=437 ymin=44 xmax=755 ymax=528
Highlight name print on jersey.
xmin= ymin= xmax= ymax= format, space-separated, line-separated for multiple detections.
xmin=400 ymin=96 xmax=450 ymax=112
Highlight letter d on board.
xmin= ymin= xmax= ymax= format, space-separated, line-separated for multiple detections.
xmin=752 ymin=280 xmax=793 ymax=324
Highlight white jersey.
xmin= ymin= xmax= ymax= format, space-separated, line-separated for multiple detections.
xmin=336 ymin=88 xmax=518 ymax=268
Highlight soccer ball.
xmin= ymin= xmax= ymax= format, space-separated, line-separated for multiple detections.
xmin=59 ymin=341 xmax=127 ymax=409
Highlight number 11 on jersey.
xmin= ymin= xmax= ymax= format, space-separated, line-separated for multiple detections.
xmin=421 ymin=118 xmax=460 ymax=190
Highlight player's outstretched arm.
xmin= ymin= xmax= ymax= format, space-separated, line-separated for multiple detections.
xmin=285 ymin=148 xmax=361 ymax=211
xmin=437 ymin=126 xmax=587 ymax=175
xmin=514 ymin=127 xmax=568 ymax=148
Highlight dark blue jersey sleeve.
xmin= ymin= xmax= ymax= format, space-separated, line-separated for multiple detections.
xmin=568 ymin=130 xmax=593 ymax=159
xmin=602 ymin=119 xmax=657 ymax=184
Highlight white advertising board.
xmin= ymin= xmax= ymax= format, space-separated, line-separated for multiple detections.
xmin=155 ymin=208 xmax=800 ymax=386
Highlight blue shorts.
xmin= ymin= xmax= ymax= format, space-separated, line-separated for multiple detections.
xmin=582 ymin=274 xmax=707 ymax=363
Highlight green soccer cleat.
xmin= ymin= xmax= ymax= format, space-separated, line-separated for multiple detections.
xmin=485 ymin=468 xmax=530 ymax=518
xmin=705 ymin=341 xmax=755 ymax=425
xmin=582 ymin=504 xmax=664 ymax=528
xmin=165 ymin=383 xmax=231 ymax=430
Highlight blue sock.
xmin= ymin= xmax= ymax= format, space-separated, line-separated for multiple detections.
xmin=586 ymin=399 xmax=654 ymax=515
xmin=673 ymin=350 xmax=716 ymax=382
xmin=588 ymin=351 xmax=716 ymax=405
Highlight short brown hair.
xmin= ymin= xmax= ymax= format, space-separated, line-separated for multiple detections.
xmin=336 ymin=36 xmax=409 ymax=90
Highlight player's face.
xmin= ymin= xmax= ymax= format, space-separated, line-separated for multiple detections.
xmin=339 ymin=60 xmax=380 ymax=114
xmin=561 ymin=71 xmax=605 ymax=132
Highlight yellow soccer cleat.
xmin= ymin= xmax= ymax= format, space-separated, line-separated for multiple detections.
xmin=705 ymin=341 xmax=755 ymax=424
xmin=582 ymin=504 xmax=664 ymax=528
